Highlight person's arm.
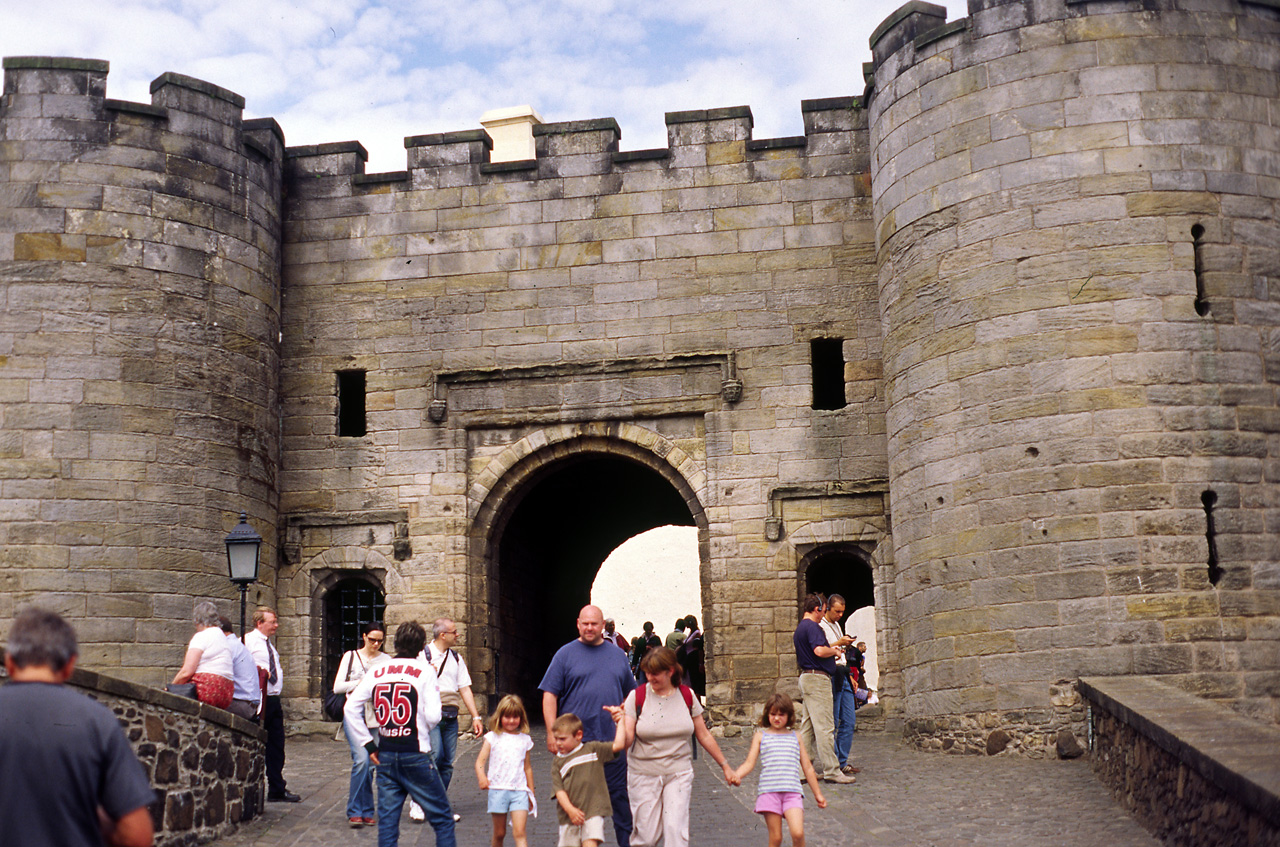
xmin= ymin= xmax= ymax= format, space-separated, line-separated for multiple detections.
xmin=475 ymin=738 xmax=491 ymax=790
xmin=555 ymin=790 xmax=586 ymax=826
xmin=609 ymin=706 xmax=627 ymax=753
xmin=542 ymin=691 xmax=559 ymax=753
xmin=808 ymin=623 xmax=840 ymax=659
xmin=522 ymin=746 xmax=535 ymax=794
xmin=459 ymin=685 xmax=484 ymax=737
xmin=619 ymin=690 xmax=637 ymax=748
xmin=692 ymin=713 xmax=738 ymax=785
xmin=344 ymin=673 xmax=376 ymax=761
xmin=244 ymin=632 xmax=268 ymax=670
xmin=332 ymin=651 xmax=357 ymax=694
xmin=732 ymin=730 xmax=763 ymax=783
xmin=171 ymin=647 xmax=202 ymax=684
xmin=105 ymin=806 xmax=154 ymax=847
xmin=798 ymin=734 xmax=827 ymax=809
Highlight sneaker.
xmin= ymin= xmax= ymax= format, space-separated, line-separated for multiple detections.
xmin=409 ymin=802 xmax=425 ymax=822
xmin=841 ymin=764 xmax=861 ymax=775
xmin=823 ymin=773 xmax=857 ymax=784
xmin=349 ymin=817 xmax=364 ymax=828
xmin=361 ymin=817 xmax=376 ymax=826
xmin=453 ymin=813 xmax=461 ymax=822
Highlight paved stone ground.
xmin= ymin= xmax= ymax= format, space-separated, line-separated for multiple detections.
xmin=213 ymin=730 xmax=1159 ymax=847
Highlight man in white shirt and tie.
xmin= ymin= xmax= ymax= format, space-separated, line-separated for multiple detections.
xmin=245 ymin=606 xmax=300 ymax=802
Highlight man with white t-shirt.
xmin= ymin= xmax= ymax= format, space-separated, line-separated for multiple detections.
xmin=818 ymin=594 xmax=859 ymax=776
xmin=409 ymin=618 xmax=483 ymax=823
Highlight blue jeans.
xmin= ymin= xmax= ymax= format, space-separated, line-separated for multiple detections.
xmin=833 ymin=676 xmax=857 ymax=767
xmin=375 ymin=750 xmax=455 ymax=847
xmin=604 ymin=752 xmax=632 ymax=847
xmin=344 ymin=722 xmax=376 ymax=819
xmin=428 ymin=714 xmax=458 ymax=789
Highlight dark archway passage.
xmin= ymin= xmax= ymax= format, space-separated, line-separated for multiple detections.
xmin=804 ymin=545 xmax=874 ymax=610
xmin=489 ymin=450 xmax=696 ymax=719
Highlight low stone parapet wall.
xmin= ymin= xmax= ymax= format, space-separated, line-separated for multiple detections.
xmin=2 ymin=657 xmax=265 ymax=847
xmin=1080 ymin=676 xmax=1280 ymax=847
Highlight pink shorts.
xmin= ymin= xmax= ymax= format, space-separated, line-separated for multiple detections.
xmin=754 ymin=791 xmax=804 ymax=815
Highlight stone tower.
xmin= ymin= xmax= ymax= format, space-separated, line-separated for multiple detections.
xmin=868 ymin=0 xmax=1280 ymax=747
xmin=0 ymin=59 xmax=283 ymax=677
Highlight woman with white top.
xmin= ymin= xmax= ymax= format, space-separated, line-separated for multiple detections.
xmin=172 ymin=600 xmax=234 ymax=709
xmin=621 ymin=646 xmax=740 ymax=847
xmin=332 ymin=621 xmax=388 ymax=828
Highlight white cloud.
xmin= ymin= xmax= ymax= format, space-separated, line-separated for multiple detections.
xmin=1 ymin=0 xmax=968 ymax=170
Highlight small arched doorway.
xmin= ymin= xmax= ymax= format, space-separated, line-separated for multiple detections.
xmin=322 ymin=575 xmax=387 ymax=691
xmin=803 ymin=543 xmax=878 ymax=687
xmin=804 ymin=544 xmax=874 ymax=611
xmin=474 ymin=437 xmax=706 ymax=717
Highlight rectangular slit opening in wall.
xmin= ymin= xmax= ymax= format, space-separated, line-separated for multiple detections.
xmin=1192 ymin=224 xmax=1209 ymax=317
xmin=810 ymin=337 xmax=846 ymax=410
xmin=1202 ymin=489 xmax=1221 ymax=586
xmin=337 ymin=370 xmax=367 ymax=437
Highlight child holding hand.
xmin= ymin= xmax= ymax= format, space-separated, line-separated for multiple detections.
xmin=549 ymin=707 xmax=627 ymax=847
xmin=732 ymin=693 xmax=826 ymax=847
xmin=475 ymin=695 xmax=536 ymax=847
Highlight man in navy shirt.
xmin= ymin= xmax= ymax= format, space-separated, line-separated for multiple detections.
xmin=794 ymin=594 xmax=856 ymax=784
xmin=541 ymin=604 xmax=637 ymax=847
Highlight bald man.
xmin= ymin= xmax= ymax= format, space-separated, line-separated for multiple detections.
xmin=540 ymin=604 xmax=637 ymax=847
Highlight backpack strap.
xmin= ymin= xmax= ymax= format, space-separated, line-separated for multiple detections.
xmin=635 ymin=683 xmax=694 ymax=718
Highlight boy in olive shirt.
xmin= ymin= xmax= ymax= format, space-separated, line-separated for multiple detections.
xmin=550 ymin=710 xmax=627 ymax=847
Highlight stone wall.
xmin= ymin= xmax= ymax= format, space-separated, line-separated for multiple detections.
xmin=1081 ymin=675 xmax=1280 ymax=847
xmin=1 ymin=657 xmax=265 ymax=847
xmin=867 ymin=0 xmax=1280 ymax=750
xmin=277 ymin=101 xmax=892 ymax=722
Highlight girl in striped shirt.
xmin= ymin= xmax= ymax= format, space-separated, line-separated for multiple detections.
xmin=731 ymin=693 xmax=826 ymax=847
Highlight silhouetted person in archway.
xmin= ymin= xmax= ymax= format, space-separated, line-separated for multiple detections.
xmin=541 ymin=604 xmax=637 ymax=847
xmin=677 ymin=614 xmax=705 ymax=700
xmin=664 ymin=619 xmax=686 ymax=650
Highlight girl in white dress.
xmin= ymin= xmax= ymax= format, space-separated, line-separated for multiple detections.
xmin=475 ymin=694 xmax=536 ymax=847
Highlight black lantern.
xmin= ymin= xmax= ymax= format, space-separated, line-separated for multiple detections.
xmin=225 ymin=512 xmax=262 ymax=637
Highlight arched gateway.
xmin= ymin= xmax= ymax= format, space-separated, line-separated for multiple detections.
xmin=467 ymin=428 xmax=709 ymax=713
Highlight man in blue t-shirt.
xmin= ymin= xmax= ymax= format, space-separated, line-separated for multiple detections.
xmin=0 ymin=608 xmax=156 ymax=847
xmin=794 ymin=593 xmax=856 ymax=785
xmin=540 ymin=604 xmax=637 ymax=847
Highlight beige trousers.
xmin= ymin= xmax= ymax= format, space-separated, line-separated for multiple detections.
xmin=627 ymin=767 xmax=694 ymax=847
xmin=798 ymin=671 xmax=841 ymax=779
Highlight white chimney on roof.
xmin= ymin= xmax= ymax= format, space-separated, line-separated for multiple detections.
xmin=480 ymin=105 xmax=544 ymax=163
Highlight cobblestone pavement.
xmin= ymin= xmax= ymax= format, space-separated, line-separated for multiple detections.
xmin=213 ymin=730 xmax=1158 ymax=847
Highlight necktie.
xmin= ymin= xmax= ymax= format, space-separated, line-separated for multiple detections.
xmin=268 ymin=640 xmax=279 ymax=686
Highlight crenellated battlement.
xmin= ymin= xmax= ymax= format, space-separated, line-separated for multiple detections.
xmin=1 ymin=56 xmax=283 ymax=177
xmin=284 ymin=99 xmax=865 ymax=190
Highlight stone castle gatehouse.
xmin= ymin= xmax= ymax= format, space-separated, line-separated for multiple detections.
xmin=2 ymin=0 xmax=1277 ymax=753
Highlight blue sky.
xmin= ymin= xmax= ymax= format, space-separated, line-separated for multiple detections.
xmin=2 ymin=0 xmax=968 ymax=171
